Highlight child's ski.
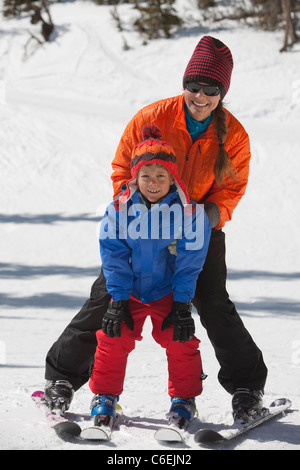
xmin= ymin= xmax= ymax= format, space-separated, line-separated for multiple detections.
xmin=154 ymin=416 xmax=188 ymax=443
xmin=154 ymin=426 xmax=184 ymax=442
xmin=81 ymin=424 xmax=113 ymax=441
xmin=80 ymin=405 xmax=123 ymax=441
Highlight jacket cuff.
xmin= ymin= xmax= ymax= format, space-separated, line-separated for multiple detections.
xmin=173 ymin=292 xmax=191 ymax=303
xmin=110 ymin=293 xmax=130 ymax=302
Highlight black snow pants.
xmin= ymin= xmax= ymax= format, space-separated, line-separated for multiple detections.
xmin=45 ymin=229 xmax=268 ymax=394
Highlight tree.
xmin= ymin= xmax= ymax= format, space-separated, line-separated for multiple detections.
xmin=280 ymin=0 xmax=298 ymax=51
xmin=133 ymin=0 xmax=182 ymax=42
xmin=207 ymin=0 xmax=299 ymax=52
xmin=3 ymin=0 xmax=55 ymax=43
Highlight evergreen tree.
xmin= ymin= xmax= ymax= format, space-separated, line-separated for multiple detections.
xmin=134 ymin=0 xmax=182 ymax=41
xmin=205 ymin=0 xmax=299 ymax=51
xmin=3 ymin=0 xmax=54 ymax=42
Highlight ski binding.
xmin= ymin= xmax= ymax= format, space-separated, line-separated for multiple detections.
xmin=31 ymin=390 xmax=81 ymax=438
xmin=80 ymin=404 xmax=123 ymax=441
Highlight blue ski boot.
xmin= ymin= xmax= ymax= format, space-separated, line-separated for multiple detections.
xmin=167 ymin=396 xmax=197 ymax=429
xmin=91 ymin=394 xmax=119 ymax=427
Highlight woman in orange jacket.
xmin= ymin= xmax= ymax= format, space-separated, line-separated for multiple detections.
xmin=44 ymin=36 xmax=268 ymax=422
xmin=111 ymin=94 xmax=250 ymax=232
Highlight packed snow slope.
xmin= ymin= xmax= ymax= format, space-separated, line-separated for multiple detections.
xmin=0 ymin=0 xmax=299 ymax=450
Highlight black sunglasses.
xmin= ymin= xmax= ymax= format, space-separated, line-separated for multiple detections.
xmin=185 ymin=82 xmax=221 ymax=97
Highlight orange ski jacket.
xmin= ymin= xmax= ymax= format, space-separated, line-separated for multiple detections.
xmin=111 ymin=94 xmax=251 ymax=230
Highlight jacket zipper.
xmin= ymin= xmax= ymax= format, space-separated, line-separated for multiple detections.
xmin=186 ymin=143 xmax=201 ymax=161
xmin=183 ymin=142 xmax=202 ymax=196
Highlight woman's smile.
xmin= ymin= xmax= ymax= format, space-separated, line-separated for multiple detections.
xmin=184 ymin=85 xmax=220 ymax=121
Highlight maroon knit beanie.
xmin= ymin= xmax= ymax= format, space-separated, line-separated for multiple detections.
xmin=183 ymin=36 xmax=233 ymax=99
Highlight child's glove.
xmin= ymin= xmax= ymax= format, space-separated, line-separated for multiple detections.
xmin=102 ymin=300 xmax=134 ymax=338
xmin=161 ymin=301 xmax=195 ymax=343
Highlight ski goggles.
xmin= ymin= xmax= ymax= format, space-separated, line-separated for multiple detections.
xmin=185 ymin=82 xmax=221 ymax=96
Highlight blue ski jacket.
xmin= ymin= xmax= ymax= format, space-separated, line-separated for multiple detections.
xmin=99 ymin=186 xmax=211 ymax=304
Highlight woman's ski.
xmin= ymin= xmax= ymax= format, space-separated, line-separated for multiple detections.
xmin=194 ymin=398 xmax=292 ymax=444
xmin=31 ymin=391 xmax=82 ymax=439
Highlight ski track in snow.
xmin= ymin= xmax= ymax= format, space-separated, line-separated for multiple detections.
xmin=0 ymin=1 xmax=299 ymax=451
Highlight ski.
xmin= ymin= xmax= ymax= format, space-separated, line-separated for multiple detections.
xmin=80 ymin=404 xmax=123 ymax=441
xmin=81 ymin=424 xmax=112 ymax=441
xmin=194 ymin=398 xmax=292 ymax=444
xmin=154 ymin=426 xmax=184 ymax=442
xmin=31 ymin=390 xmax=82 ymax=439
xmin=154 ymin=416 xmax=188 ymax=443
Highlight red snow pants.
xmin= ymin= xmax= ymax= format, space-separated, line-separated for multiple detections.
xmin=89 ymin=294 xmax=203 ymax=398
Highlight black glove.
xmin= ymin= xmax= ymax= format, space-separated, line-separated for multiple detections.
xmin=102 ymin=300 xmax=134 ymax=338
xmin=161 ymin=301 xmax=195 ymax=343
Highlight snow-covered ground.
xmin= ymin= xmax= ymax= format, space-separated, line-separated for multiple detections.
xmin=0 ymin=0 xmax=299 ymax=451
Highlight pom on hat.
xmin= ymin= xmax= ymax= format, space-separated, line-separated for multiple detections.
xmin=142 ymin=125 xmax=162 ymax=141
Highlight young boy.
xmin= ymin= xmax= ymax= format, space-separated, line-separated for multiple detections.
xmin=88 ymin=125 xmax=211 ymax=430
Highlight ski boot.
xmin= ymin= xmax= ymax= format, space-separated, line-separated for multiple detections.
xmin=167 ymin=396 xmax=196 ymax=429
xmin=232 ymin=388 xmax=266 ymax=422
xmin=44 ymin=380 xmax=74 ymax=413
xmin=90 ymin=394 xmax=119 ymax=427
